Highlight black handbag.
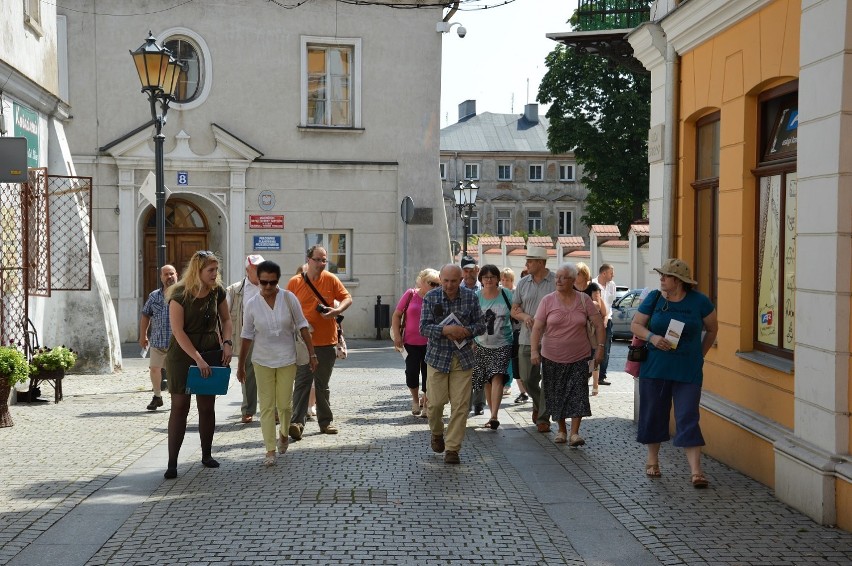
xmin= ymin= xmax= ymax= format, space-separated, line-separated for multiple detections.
xmin=627 ymin=343 xmax=648 ymax=362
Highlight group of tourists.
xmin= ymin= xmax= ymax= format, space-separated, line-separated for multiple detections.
xmin=392 ymin=248 xmax=719 ymax=488
xmin=139 ymin=246 xmax=350 ymax=477
xmin=139 ymin=243 xmax=718 ymax=488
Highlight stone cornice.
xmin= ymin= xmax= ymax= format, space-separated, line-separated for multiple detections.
xmin=661 ymin=0 xmax=773 ymax=54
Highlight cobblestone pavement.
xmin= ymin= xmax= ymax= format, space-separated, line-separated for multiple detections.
xmin=1 ymin=340 xmax=851 ymax=565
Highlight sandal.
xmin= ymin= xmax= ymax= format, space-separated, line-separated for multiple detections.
xmin=241 ymin=414 xmax=253 ymax=424
xmin=554 ymin=431 xmax=568 ymax=444
xmin=645 ymin=464 xmax=662 ymax=478
xmin=691 ymin=473 xmax=709 ymax=488
xmin=488 ymin=419 xmax=500 ymax=430
xmin=264 ymin=453 xmax=276 ymax=467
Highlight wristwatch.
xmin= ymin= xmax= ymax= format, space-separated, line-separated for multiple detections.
xmin=223 ymin=340 xmax=233 ymax=346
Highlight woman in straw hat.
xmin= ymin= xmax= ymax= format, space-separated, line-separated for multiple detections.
xmin=630 ymin=258 xmax=718 ymax=488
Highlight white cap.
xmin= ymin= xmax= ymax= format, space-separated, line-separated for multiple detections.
xmin=246 ymin=254 xmax=265 ymax=267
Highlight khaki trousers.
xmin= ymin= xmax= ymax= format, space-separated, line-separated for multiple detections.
xmin=427 ymin=355 xmax=472 ymax=452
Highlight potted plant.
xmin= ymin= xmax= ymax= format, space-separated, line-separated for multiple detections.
xmin=29 ymin=346 xmax=78 ymax=375
xmin=0 ymin=345 xmax=30 ymax=427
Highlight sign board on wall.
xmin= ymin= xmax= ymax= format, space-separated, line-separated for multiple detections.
xmin=249 ymin=214 xmax=284 ymax=229
xmin=647 ymin=124 xmax=664 ymax=163
xmin=253 ymin=235 xmax=281 ymax=251
xmin=13 ymin=102 xmax=39 ymax=168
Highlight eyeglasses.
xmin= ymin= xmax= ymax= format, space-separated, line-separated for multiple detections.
xmin=428 ymin=281 xmax=440 ymax=288
xmin=258 ymin=279 xmax=279 ymax=286
xmin=481 ymin=275 xmax=498 ymax=280
xmin=309 ymin=257 xmax=328 ymax=264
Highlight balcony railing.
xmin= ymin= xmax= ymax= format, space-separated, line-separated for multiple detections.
xmin=575 ymin=0 xmax=652 ymax=31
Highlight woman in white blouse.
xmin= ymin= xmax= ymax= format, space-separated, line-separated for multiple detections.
xmin=237 ymin=260 xmax=318 ymax=466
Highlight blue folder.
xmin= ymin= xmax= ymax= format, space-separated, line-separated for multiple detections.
xmin=186 ymin=365 xmax=231 ymax=396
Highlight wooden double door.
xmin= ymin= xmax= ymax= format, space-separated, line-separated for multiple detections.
xmin=142 ymin=199 xmax=209 ymax=297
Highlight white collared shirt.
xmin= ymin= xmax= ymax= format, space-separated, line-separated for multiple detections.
xmin=240 ymin=288 xmax=309 ymax=367
xmin=594 ymin=276 xmax=617 ymax=322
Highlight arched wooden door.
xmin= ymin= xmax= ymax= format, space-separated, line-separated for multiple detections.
xmin=143 ymin=199 xmax=209 ymax=297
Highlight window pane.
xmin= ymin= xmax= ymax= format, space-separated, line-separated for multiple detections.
xmin=695 ymin=186 xmax=717 ymax=302
xmin=756 ymin=175 xmax=781 ymax=346
xmin=308 ymin=49 xmax=326 ymax=73
xmin=331 ymin=100 xmax=349 ymax=126
xmin=783 ymin=173 xmax=797 ymax=349
xmin=764 ymin=94 xmax=798 ymax=161
xmin=697 ymin=120 xmax=720 ymax=180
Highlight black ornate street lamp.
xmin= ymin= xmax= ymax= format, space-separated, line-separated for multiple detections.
xmin=453 ymin=180 xmax=478 ymax=257
xmin=130 ymin=32 xmax=183 ymax=284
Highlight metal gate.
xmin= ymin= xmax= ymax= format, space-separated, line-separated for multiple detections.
xmin=0 ymin=169 xmax=92 ymax=356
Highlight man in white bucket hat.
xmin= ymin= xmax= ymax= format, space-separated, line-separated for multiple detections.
xmin=511 ymin=246 xmax=556 ymax=433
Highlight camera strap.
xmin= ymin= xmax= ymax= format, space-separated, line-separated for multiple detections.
xmin=302 ymin=272 xmax=330 ymax=308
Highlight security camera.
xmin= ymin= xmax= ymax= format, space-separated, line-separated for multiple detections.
xmin=457 ymin=26 xmax=467 ymax=38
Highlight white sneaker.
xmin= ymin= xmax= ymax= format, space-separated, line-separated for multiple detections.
xmin=308 ymin=405 xmax=317 ymax=417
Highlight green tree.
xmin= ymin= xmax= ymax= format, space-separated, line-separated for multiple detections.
xmin=537 ymin=44 xmax=650 ymax=235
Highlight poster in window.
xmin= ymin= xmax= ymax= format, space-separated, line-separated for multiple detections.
xmin=757 ymin=175 xmax=780 ymax=346
xmin=767 ymin=105 xmax=798 ymax=160
xmin=783 ymin=173 xmax=797 ymax=350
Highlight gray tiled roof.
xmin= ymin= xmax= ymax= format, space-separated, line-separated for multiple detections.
xmin=440 ymin=112 xmax=551 ymax=152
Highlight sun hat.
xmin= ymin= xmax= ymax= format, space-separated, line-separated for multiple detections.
xmin=246 ymin=254 xmax=265 ymax=267
xmin=524 ymin=246 xmax=548 ymax=260
xmin=653 ymin=258 xmax=697 ymax=285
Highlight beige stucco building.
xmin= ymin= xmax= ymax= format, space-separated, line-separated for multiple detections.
xmin=57 ymin=0 xmax=451 ymax=340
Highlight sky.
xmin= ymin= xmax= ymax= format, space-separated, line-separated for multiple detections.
xmin=439 ymin=0 xmax=579 ymax=128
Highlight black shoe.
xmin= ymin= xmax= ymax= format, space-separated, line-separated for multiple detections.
xmin=514 ymin=393 xmax=529 ymax=404
xmin=147 ymin=395 xmax=163 ymax=411
xmin=598 ymin=378 xmax=612 ymax=386
xmin=473 ymin=404 xmax=485 ymax=416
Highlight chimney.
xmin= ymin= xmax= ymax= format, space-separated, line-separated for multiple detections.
xmin=524 ymin=103 xmax=539 ymax=123
xmin=458 ymin=100 xmax=476 ymax=122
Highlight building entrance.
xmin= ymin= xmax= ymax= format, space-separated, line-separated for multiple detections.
xmin=142 ymin=199 xmax=209 ymax=296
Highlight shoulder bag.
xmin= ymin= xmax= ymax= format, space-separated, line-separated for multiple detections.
xmin=284 ymin=292 xmax=310 ymax=366
xmin=391 ymin=289 xmax=415 ymax=344
xmin=625 ymin=291 xmax=662 ymax=377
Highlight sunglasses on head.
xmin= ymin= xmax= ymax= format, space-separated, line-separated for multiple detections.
xmin=258 ymin=279 xmax=279 ymax=286
xmin=196 ymin=250 xmax=214 ymax=258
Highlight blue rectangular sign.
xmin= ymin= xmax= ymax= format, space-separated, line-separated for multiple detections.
xmin=253 ymin=235 xmax=281 ymax=251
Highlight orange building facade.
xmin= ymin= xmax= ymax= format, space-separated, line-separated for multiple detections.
xmin=631 ymin=0 xmax=851 ymax=529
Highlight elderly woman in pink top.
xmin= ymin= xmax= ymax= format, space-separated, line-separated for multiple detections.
xmin=392 ymin=268 xmax=441 ymax=416
xmin=530 ymin=263 xmax=605 ymax=446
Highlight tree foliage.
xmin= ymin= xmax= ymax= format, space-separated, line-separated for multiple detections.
xmin=537 ymin=44 xmax=650 ymax=235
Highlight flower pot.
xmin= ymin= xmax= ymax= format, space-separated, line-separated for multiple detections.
xmin=0 ymin=380 xmax=13 ymax=427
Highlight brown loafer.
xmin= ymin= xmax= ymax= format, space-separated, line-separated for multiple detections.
xmin=536 ymin=423 xmax=551 ymax=433
xmin=320 ymin=423 xmax=339 ymax=434
xmin=241 ymin=414 xmax=253 ymax=424
xmin=444 ymin=450 xmax=460 ymax=464
xmin=288 ymin=422 xmax=303 ymax=441
xmin=430 ymin=434 xmax=445 ymax=453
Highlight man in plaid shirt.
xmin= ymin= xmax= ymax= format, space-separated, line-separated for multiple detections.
xmin=139 ymin=264 xmax=177 ymax=411
xmin=420 ymin=264 xmax=485 ymax=464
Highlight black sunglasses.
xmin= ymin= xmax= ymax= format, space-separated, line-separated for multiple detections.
xmin=428 ymin=281 xmax=440 ymax=288
xmin=196 ymin=250 xmax=214 ymax=258
xmin=258 ymin=279 xmax=279 ymax=286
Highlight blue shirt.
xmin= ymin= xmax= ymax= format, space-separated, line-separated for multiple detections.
xmin=420 ymin=286 xmax=486 ymax=372
xmin=141 ymin=288 xmax=172 ymax=349
xmin=638 ymin=289 xmax=715 ymax=384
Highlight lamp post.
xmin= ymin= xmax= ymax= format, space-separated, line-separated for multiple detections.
xmin=453 ymin=180 xmax=478 ymax=257
xmin=130 ymin=32 xmax=183 ymax=283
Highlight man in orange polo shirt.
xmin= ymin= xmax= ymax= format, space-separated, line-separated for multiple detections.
xmin=287 ymin=245 xmax=352 ymax=439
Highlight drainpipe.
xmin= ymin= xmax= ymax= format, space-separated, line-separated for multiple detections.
xmin=661 ymin=42 xmax=679 ymax=259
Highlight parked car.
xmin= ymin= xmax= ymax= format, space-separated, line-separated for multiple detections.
xmin=611 ymin=288 xmax=647 ymax=340
xmin=614 ymin=285 xmax=630 ymax=303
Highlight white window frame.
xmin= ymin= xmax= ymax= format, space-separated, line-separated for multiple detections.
xmin=464 ymin=163 xmax=480 ymax=180
xmin=468 ymin=210 xmax=480 ymax=235
xmin=496 ymin=209 xmax=512 ymax=236
xmin=559 ymin=163 xmax=575 ymax=181
xmin=558 ymin=210 xmax=574 ymax=235
xmin=527 ymin=210 xmax=543 ymax=233
xmin=157 ymin=28 xmax=213 ymax=111
xmin=529 ymin=164 xmax=543 ymax=182
xmin=304 ymin=230 xmax=352 ymax=279
xmin=24 ymin=0 xmax=43 ymax=36
xmin=440 ymin=162 xmax=446 ymax=179
xmin=497 ymin=164 xmax=512 ymax=181
xmin=300 ymin=36 xmax=362 ymax=128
